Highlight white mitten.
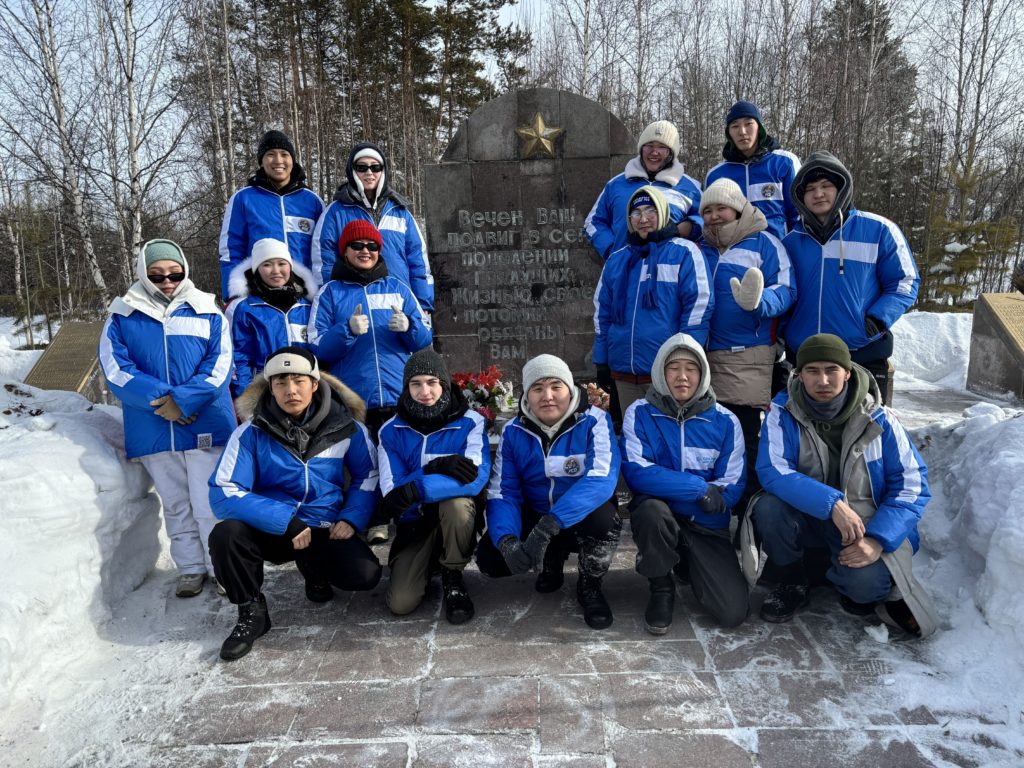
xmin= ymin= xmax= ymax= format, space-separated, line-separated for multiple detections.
xmin=730 ymin=267 xmax=764 ymax=311
xmin=388 ymin=304 xmax=410 ymax=332
xmin=349 ymin=302 xmax=369 ymax=335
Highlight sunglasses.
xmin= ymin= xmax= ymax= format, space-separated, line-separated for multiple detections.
xmin=147 ymin=272 xmax=186 ymax=284
xmin=348 ymin=241 xmax=380 ymax=252
xmin=353 ymin=163 xmax=383 ymax=173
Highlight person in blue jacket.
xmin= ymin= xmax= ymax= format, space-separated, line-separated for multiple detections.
xmin=208 ymin=346 xmax=382 ymax=660
xmin=705 ymin=101 xmax=802 ymax=239
xmin=700 ymin=178 xmax=795 ymax=504
xmin=782 ymin=151 xmax=919 ymax=404
xmin=218 ymin=130 xmax=324 ymax=300
xmin=99 ymin=239 xmax=236 ymax=598
xmin=585 ymin=119 xmax=703 ymax=261
xmin=593 ymin=185 xmax=714 ymax=416
xmin=752 ymin=334 xmax=937 ymax=637
xmin=477 ymin=355 xmax=622 ymax=630
xmin=227 ymin=238 xmax=318 ymax=398
xmin=622 ymin=333 xmax=748 ymax=634
xmin=311 ymin=142 xmax=433 ymax=312
xmin=377 ymin=349 xmax=490 ymax=624
xmin=307 ymin=218 xmax=432 ymax=437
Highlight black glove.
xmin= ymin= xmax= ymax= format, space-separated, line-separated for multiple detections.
xmin=499 ymin=535 xmax=533 ymax=575
xmin=697 ymin=484 xmax=726 ymax=515
xmin=380 ymin=482 xmax=421 ymax=521
xmin=595 ymin=363 xmax=614 ymax=393
xmin=424 ymin=455 xmax=479 ymax=484
xmin=864 ymin=316 xmax=885 ymax=338
xmin=522 ymin=514 xmax=561 ymax=565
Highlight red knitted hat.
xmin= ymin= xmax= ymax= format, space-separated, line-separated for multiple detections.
xmin=338 ymin=219 xmax=383 ymax=255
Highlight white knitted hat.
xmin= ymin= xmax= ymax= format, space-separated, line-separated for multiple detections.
xmin=700 ymin=178 xmax=747 ymax=214
xmin=637 ymin=120 xmax=680 ymax=156
xmin=251 ymin=238 xmax=292 ymax=269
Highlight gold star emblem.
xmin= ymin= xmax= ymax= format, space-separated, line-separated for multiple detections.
xmin=516 ymin=112 xmax=563 ymax=158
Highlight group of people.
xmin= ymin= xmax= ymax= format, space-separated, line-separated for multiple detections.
xmin=98 ymin=99 xmax=937 ymax=663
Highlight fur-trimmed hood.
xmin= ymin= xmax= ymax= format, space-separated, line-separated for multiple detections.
xmin=227 ymin=257 xmax=318 ymax=303
xmin=235 ymin=371 xmax=367 ymax=424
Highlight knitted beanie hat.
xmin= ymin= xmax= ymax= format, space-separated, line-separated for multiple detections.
xmin=143 ymin=239 xmax=186 ymax=269
xmin=626 ymin=185 xmax=669 ymax=232
xmin=352 ymin=146 xmax=384 ymax=166
xmin=700 ymin=178 xmax=747 ymax=214
xmin=250 ymin=238 xmax=292 ymax=270
xmin=338 ymin=219 xmax=383 ymax=255
xmin=725 ymin=101 xmax=763 ymax=127
xmin=403 ymin=348 xmax=451 ymax=393
xmin=264 ymin=346 xmax=321 ymax=381
xmin=665 ymin=346 xmax=702 ymax=372
xmin=796 ymin=333 xmax=853 ymax=371
xmin=522 ymin=354 xmax=574 ymax=392
xmin=637 ymin=120 xmax=680 ymax=157
xmin=257 ymin=130 xmax=296 ymax=162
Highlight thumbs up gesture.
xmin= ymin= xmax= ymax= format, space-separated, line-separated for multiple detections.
xmin=349 ymin=303 xmax=369 ymax=335
xmin=387 ymin=303 xmax=410 ymax=332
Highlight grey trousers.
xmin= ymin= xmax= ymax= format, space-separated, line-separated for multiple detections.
xmin=630 ymin=497 xmax=749 ymax=627
xmin=386 ymin=497 xmax=478 ymax=615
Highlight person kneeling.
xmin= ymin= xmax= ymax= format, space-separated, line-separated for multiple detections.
xmin=753 ymin=333 xmax=938 ymax=637
xmin=377 ymin=350 xmax=490 ymax=624
xmin=476 ymin=355 xmax=622 ymax=630
xmin=622 ymin=334 xmax=749 ymax=635
xmin=209 ymin=347 xmax=382 ymax=661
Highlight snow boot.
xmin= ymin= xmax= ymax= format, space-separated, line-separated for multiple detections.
xmin=576 ymin=574 xmax=613 ymax=629
xmin=441 ymin=568 xmax=475 ymax=625
xmin=175 ymin=572 xmax=205 ymax=598
xmin=534 ymin=544 xmax=568 ymax=593
xmin=220 ymin=594 xmax=271 ymax=661
xmin=760 ymin=584 xmax=810 ymax=623
xmin=645 ymin=574 xmax=675 ymax=635
xmin=367 ymin=524 xmax=390 ymax=544
xmin=305 ymin=580 xmax=334 ymax=604
xmin=839 ymin=594 xmax=876 ymax=616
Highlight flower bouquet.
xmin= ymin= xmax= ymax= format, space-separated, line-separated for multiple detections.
xmin=452 ymin=365 xmax=517 ymax=428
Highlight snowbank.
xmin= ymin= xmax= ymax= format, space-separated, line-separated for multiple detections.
xmin=0 ymin=379 xmax=160 ymax=707
xmin=891 ymin=310 xmax=972 ymax=390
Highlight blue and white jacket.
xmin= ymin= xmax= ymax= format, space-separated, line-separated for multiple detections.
xmin=218 ymin=170 xmax=324 ymax=299
xmin=706 ymin=149 xmax=801 ymax=239
xmin=585 ymin=157 xmax=703 ymax=260
xmin=782 ymin=207 xmax=919 ymax=352
xmin=377 ymin=405 xmax=490 ymax=524
xmin=702 ymin=230 xmax=794 ymax=351
xmin=308 ymin=274 xmax=432 ymax=410
xmin=620 ymin=335 xmax=745 ymax=531
xmin=486 ymin=402 xmax=620 ymax=545
xmin=226 ymin=260 xmax=318 ymax=398
xmin=593 ymin=238 xmax=713 ymax=374
xmin=311 ymin=186 xmax=433 ymax=311
xmin=209 ymin=375 xmax=378 ymax=534
xmin=99 ymin=254 xmax=236 ymax=459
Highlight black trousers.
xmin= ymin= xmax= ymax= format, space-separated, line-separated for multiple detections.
xmin=476 ymin=500 xmax=621 ymax=578
xmin=210 ymin=519 xmax=382 ymax=604
xmin=630 ymin=496 xmax=749 ymax=628
xmin=720 ymin=402 xmax=763 ymax=504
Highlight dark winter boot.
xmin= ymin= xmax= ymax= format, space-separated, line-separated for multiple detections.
xmin=645 ymin=574 xmax=675 ymax=635
xmin=839 ymin=594 xmax=877 ymax=616
xmin=759 ymin=562 xmax=810 ymax=623
xmin=441 ymin=568 xmax=475 ymax=625
xmin=535 ymin=544 xmax=568 ymax=593
xmin=576 ymin=574 xmax=613 ymax=629
xmin=305 ymin=580 xmax=334 ymax=603
xmin=220 ymin=594 xmax=271 ymax=661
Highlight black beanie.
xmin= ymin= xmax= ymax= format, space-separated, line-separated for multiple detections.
xmin=257 ymin=130 xmax=296 ymax=163
xmin=402 ymin=349 xmax=451 ymax=392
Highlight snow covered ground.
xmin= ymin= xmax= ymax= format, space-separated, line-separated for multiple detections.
xmin=0 ymin=310 xmax=1022 ymax=766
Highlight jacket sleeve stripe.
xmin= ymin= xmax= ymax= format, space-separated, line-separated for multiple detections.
xmin=764 ymin=406 xmax=795 ymax=476
xmin=686 ymin=249 xmax=712 ymax=328
xmin=213 ymin=423 xmax=252 ymax=500
xmin=99 ymin=316 xmax=132 ymax=387
xmin=204 ymin=314 xmax=233 ymax=388
xmin=889 ymin=419 xmax=925 ymax=503
xmin=377 ymin=436 xmax=396 ymax=496
xmin=621 ymin=403 xmax=653 ymax=467
xmin=465 ymin=412 xmax=486 ymax=465
xmin=587 ymin=410 xmax=614 ymax=477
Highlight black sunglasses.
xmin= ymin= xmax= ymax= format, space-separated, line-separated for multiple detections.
xmin=353 ymin=163 xmax=383 ymax=173
xmin=348 ymin=241 xmax=380 ymax=252
xmin=148 ymin=272 xmax=186 ymax=284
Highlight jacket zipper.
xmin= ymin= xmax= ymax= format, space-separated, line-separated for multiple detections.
xmin=363 ymin=285 xmax=384 ymax=407
xmin=162 ymin=312 xmax=175 ymax=452
xmin=628 ymin=260 xmax=644 ymax=374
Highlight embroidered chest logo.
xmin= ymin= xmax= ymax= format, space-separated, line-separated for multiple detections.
xmin=760 ymin=184 xmax=776 ymax=199
xmin=563 ymin=456 xmax=581 ymax=476
xmin=297 ymin=219 xmax=312 ymax=233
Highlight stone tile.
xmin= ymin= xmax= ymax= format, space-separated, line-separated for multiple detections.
xmin=539 ymin=676 xmax=605 ymax=754
xmin=603 ymin=672 xmax=732 ymax=730
xmin=417 ymin=677 xmax=538 ymax=734
xmin=585 ymin=640 xmax=707 ymax=674
xmin=413 ymin=734 xmax=533 ymax=767
xmin=431 ymin=639 xmax=596 ymax=678
xmin=611 ymin=731 xmax=755 ymax=768
xmin=909 ymin=724 xmax=1024 ymax=768
xmin=718 ymin=670 xmax=871 ymax=728
xmin=209 ymin=626 xmax=334 ymax=686
xmin=247 ymin=742 xmax=409 ymax=766
xmin=535 ymin=757 xmax=608 ymax=767
xmin=315 ymin=627 xmax=432 ymax=683
xmin=166 ymin=685 xmax=302 ymax=745
xmin=797 ymin=602 xmax=928 ymax=673
xmin=287 ymin=681 xmax=419 ymax=740
xmin=697 ymin=621 xmax=828 ymax=672
xmin=148 ymin=745 xmax=248 ymax=767
xmin=757 ymin=728 xmax=936 ymax=768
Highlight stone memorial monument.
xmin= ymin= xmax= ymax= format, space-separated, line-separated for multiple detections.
xmin=424 ymin=88 xmax=635 ymax=382
xmin=967 ymin=292 xmax=1024 ymax=400
xmin=23 ymin=321 xmax=110 ymax=404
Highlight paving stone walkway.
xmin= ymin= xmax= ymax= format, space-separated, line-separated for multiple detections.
xmin=77 ymin=518 xmax=1013 ymax=768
